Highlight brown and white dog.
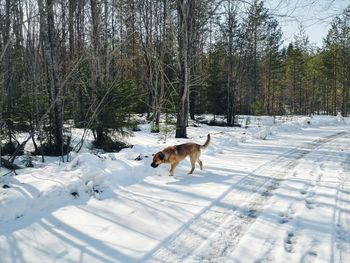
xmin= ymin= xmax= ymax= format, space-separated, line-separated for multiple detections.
xmin=151 ymin=134 xmax=211 ymax=176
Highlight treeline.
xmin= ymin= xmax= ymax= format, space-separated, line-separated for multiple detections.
xmin=0 ymin=0 xmax=349 ymax=158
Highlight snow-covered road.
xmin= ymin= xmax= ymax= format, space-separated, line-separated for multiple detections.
xmin=1 ymin=116 xmax=350 ymax=263
xmin=146 ymin=131 xmax=350 ymax=262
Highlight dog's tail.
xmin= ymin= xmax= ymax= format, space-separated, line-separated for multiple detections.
xmin=200 ymin=134 xmax=211 ymax=149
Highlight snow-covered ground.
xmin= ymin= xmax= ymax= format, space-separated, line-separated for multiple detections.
xmin=1 ymin=115 xmax=350 ymax=263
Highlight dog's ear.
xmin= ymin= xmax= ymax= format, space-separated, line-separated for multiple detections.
xmin=159 ymin=152 xmax=165 ymax=160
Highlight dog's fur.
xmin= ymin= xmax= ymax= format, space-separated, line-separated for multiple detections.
xmin=151 ymin=134 xmax=211 ymax=176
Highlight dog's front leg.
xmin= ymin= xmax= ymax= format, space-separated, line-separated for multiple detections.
xmin=169 ymin=163 xmax=178 ymax=176
xmin=188 ymin=155 xmax=197 ymax=174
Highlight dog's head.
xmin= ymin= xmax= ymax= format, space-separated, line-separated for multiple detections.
xmin=151 ymin=152 xmax=165 ymax=168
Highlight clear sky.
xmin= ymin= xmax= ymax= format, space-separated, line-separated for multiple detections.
xmin=265 ymin=0 xmax=349 ymax=47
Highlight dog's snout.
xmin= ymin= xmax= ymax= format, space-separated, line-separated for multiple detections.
xmin=151 ymin=162 xmax=159 ymax=168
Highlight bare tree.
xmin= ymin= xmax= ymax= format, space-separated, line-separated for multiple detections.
xmin=38 ymin=0 xmax=64 ymax=156
xmin=176 ymin=0 xmax=195 ymax=138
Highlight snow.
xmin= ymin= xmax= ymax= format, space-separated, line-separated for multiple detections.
xmin=1 ymin=115 xmax=350 ymax=262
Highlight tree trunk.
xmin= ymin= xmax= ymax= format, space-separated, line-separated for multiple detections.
xmin=3 ymin=0 xmax=12 ymax=143
xmin=176 ymin=0 xmax=193 ymax=138
xmin=226 ymin=0 xmax=235 ymax=126
xmin=68 ymin=0 xmax=76 ymax=59
xmin=38 ymin=0 xmax=64 ymax=156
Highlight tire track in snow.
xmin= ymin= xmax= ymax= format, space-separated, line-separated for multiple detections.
xmin=333 ymin=150 xmax=350 ymax=263
xmin=144 ymin=131 xmax=349 ymax=263
xmin=279 ymin=143 xmax=334 ymax=260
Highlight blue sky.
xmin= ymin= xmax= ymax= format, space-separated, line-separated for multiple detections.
xmin=265 ymin=0 xmax=349 ymax=47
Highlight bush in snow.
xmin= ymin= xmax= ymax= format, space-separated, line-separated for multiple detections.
xmin=92 ymin=135 xmax=131 ymax=152
xmin=336 ymin=112 xmax=345 ymax=123
xmin=0 ymin=141 xmax=24 ymax=156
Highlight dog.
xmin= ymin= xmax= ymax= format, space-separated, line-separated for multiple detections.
xmin=151 ymin=134 xmax=210 ymax=176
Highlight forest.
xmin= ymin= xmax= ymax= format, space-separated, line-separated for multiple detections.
xmin=0 ymin=0 xmax=349 ymax=160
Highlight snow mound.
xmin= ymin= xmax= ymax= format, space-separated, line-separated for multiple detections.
xmin=310 ymin=115 xmax=345 ymax=126
xmin=206 ymin=134 xmax=238 ymax=155
xmin=259 ymin=116 xmax=275 ymax=126
xmin=0 ymin=152 xmax=152 ymax=223
xmin=246 ymin=126 xmax=271 ymax=140
xmin=273 ymin=122 xmax=303 ymax=133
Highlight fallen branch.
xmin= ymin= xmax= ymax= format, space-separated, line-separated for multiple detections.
xmin=1 ymin=157 xmax=21 ymax=170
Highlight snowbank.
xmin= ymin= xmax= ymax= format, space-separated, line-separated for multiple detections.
xmin=0 ymin=152 xmax=153 ymax=223
xmin=309 ymin=115 xmax=345 ymax=126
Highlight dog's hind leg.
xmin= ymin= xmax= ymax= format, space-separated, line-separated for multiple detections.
xmin=197 ymin=159 xmax=203 ymax=170
xmin=196 ymin=151 xmax=203 ymax=170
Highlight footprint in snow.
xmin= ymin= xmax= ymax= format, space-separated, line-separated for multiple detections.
xmin=302 ymin=250 xmax=318 ymax=263
xmin=320 ymin=163 xmax=325 ymax=171
xmin=299 ymin=188 xmax=308 ymax=195
xmin=299 ymin=184 xmax=310 ymax=195
xmin=335 ymin=224 xmax=350 ymax=243
xmin=271 ymin=181 xmax=280 ymax=190
xmin=305 ymin=198 xmax=315 ymax=209
xmin=278 ymin=213 xmax=289 ymax=224
xmin=245 ymin=208 xmax=258 ymax=219
xmin=262 ymin=180 xmax=280 ymax=197
xmin=284 ymin=231 xmax=297 ymax=253
xmin=302 ymin=239 xmax=319 ymax=262
xmin=299 ymin=183 xmax=311 ymax=195
xmin=261 ymin=189 xmax=273 ymax=197
xmin=305 ymin=191 xmax=316 ymax=209
xmin=278 ymin=205 xmax=295 ymax=224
